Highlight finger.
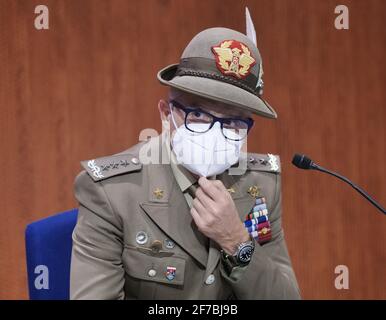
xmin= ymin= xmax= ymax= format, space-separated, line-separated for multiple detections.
xmin=190 ymin=207 xmax=203 ymax=228
xmin=195 ymin=187 xmax=216 ymax=208
xmin=198 ymin=176 xmax=221 ymax=200
xmin=192 ymin=197 xmax=207 ymax=216
xmin=212 ymin=179 xmax=227 ymax=193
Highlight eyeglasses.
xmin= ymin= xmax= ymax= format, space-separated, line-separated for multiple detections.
xmin=169 ymin=100 xmax=254 ymax=141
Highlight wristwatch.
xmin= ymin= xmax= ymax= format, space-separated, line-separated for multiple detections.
xmin=221 ymin=239 xmax=255 ymax=273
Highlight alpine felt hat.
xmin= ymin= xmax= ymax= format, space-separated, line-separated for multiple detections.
xmin=157 ymin=27 xmax=277 ymax=119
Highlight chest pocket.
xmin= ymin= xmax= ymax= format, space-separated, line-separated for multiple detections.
xmin=122 ymin=245 xmax=186 ymax=298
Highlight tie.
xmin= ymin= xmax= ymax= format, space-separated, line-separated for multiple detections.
xmin=185 ymin=182 xmax=209 ymax=251
xmin=187 ymin=182 xmax=198 ymax=198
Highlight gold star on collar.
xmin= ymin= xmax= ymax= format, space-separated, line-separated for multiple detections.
xmin=247 ymin=185 xmax=260 ymax=198
xmin=227 ymin=187 xmax=236 ymax=194
xmin=153 ymin=188 xmax=164 ymax=199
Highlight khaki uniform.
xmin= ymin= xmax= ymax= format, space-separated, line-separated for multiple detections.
xmin=70 ymin=136 xmax=300 ymax=299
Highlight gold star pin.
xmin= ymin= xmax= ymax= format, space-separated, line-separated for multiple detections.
xmin=227 ymin=187 xmax=236 ymax=194
xmin=247 ymin=185 xmax=260 ymax=198
xmin=153 ymin=188 xmax=164 ymax=199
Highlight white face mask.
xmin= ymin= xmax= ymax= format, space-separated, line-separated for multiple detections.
xmin=169 ymin=107 xmax=244 ymax=177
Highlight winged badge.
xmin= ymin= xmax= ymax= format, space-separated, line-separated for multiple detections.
xmin=211 ymin=40 xmax=256 ymax=79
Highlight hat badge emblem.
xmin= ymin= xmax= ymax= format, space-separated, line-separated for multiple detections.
xmin=211 ymin=39 xmax=256 ymax=79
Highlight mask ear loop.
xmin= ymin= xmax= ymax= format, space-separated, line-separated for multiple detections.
xmin=168 ymin=102 xmax=179 ymax=131
xmin=168 ymin=102 xmax=184 ymax=152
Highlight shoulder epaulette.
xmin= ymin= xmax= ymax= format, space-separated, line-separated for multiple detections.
xmin=81 ymin=153 xmax=142 ymax=182
xmin=247 ymin=153 xmax=281 ymax=173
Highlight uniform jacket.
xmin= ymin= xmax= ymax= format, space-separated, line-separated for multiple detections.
xmin=70 ymin=136 xmax=301 ymax=299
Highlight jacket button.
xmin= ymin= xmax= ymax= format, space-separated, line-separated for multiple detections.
xmin=131 ymin=157 xmax=139 ymax=165
xmin=148 ymin=269 xmax=157 ymax=277
xmin=205 ymin=274 xmax=215 ymax=285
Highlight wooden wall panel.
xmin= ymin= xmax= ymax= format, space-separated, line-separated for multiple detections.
xmin=0 ymin=0 xmax=385 ymax=299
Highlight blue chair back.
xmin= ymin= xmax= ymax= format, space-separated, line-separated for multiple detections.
xmin=25 ymin=209 xmax=78 ymax=300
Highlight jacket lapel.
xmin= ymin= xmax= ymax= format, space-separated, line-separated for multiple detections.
xmin=219 ymin=171 xmax=257 ymax=220
xmin=139 ymin=162 xmax=209 ymax=268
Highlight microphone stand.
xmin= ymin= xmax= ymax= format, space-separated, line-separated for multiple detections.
xmin=311 ymin=163 xmax=386 ymax=215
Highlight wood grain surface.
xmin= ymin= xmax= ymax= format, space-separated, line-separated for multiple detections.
xmin=0 ymin=0 xmax=385 ymax=299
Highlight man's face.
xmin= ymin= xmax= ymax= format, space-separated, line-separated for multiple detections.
xmin=158 ymin=89 xmax=253 ymax=140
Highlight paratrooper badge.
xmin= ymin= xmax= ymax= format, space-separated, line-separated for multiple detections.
xmin=211 ymin=39 xmax=256 ymax=79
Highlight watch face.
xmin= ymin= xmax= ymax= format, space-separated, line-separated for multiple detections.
xmin=238 ymin=244 xmax=254 ymax=263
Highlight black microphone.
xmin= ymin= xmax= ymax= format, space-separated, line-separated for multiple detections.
xmin=292 ymin=153 xmax=386 ymax=215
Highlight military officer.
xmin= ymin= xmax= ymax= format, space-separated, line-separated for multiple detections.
xmin=70 ymin=27 xmax=301 ymax=299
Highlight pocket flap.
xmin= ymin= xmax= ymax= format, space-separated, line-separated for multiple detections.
xmin=122 ymin=246 xmax=186 ymax=286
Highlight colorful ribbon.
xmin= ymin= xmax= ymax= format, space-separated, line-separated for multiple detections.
xmin=244 ymin=196 xmax=272 ymax=244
